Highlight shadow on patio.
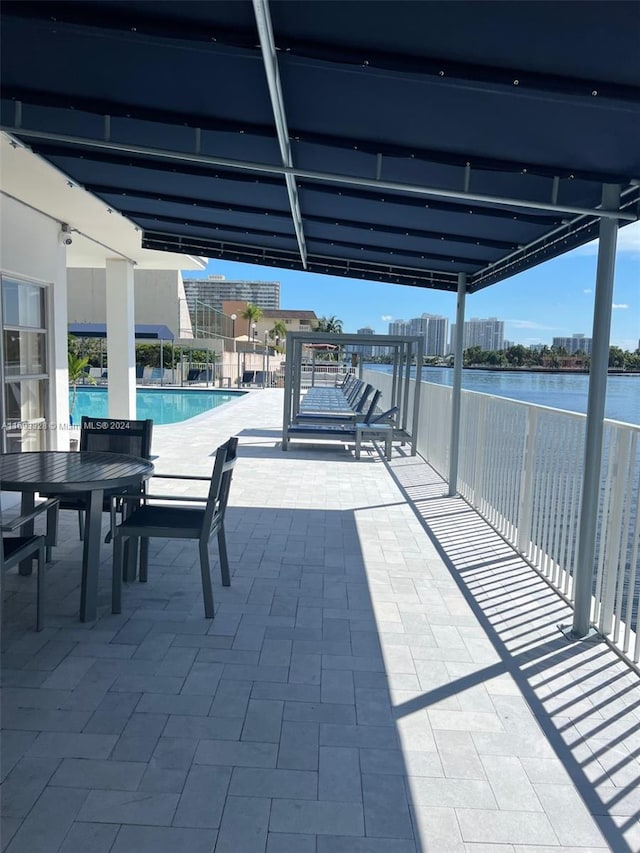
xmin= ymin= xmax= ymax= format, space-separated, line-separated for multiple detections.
xmin=3 ymin=497 xmax=426 ymax=852
xmin=2 ymin=431 xmax=639 ymax=851
xmin=390 ymin=453 xmax=640 ymax=852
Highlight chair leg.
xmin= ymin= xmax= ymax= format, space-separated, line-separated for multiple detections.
xmin=199 ymin=540 xmax=215 ymax=618
xmin=139 ymin=539 xmax=149 ymax=583
xmin=217 ymin=526 xmax=231 ymax=587
xmin=45 ymin=501 xmax=59 ymax=562
xmin=112 ymin=534 xmax=124 ymax=614
xmin=36 ymin=539 xmax=45 ymax=632
xmin=77 ymin=510 xmax=85 ymax=541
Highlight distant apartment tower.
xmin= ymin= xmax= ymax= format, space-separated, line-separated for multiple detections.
xmin=182 ymin=276 xmax=280 ymax=315
xmin=424 ymin=315 xmax=449 ymax=356
xmin=552 ymin=333 xmax=592 ymax=355
xmin=350 ymin=327 xmax=376 ymax=358
xmin=404 ymin=313 xmax=449 ymax=356
xmin=451 ymin=317 xmax=504 ymax=352
xmin=388 ymin=320 xmax=409 ymax=336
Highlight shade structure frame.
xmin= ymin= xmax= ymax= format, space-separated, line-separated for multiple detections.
xmin=2 ymin=0 xmax=639 ymax=293
xmin=282 ymin=331 xmax=422 ymax=457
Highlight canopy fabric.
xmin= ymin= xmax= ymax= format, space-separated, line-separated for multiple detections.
xmin=68 ymin=323 xmax=174 ymax=341
xmin=2 ymin=1 xmax=638 ymax=294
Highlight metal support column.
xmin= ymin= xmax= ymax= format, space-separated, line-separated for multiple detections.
xmin=448 ymin=272 xmax=467 ymax=497
xmin=402 ymin=341 xmax=412 ymax=433
xmin=571 ymin=184 xmax=621 ymax=638
xmin=411 ymin=337 xmax=424 ymax=456
xmin=282 ymin=341 xmax=294 ymax=450
xmin=391 ymin=346 xmax=401 ymax=413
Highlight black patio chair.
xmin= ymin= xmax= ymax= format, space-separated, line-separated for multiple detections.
xmin=1 ymin=498 xmax=59 ymax=631
xmin=111 ymin=435 xmax=238 ymax=618
xmin=42 ymin=416 xmax=154 ymax=541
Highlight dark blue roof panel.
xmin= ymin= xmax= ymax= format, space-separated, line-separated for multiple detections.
xmin=2 ymin=1 xmax=638 ymax=293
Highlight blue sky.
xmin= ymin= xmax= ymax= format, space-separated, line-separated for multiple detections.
xmin=184 ymin=222 xmax=639 ymax=351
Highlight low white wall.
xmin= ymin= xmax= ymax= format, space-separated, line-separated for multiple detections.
xmin=67 ymin=268 xmax=186 ymax=337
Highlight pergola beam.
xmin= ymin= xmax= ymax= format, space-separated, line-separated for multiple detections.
xmin=252 ymin=0 xmax=308 ymax=269
xmin=5 ymin=127 xmax=635 ymax=222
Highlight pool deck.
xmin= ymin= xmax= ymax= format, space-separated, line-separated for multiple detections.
xmin=2 ymin=389 xmax=640 ymax=852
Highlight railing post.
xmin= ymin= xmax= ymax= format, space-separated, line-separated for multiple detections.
xmin=599 ymin=428 xmax=629 ymax=635
xmin=517 ymin=407 xmax=538 ymax=555
xmin=411 ymin=338 xmax=423 ymax=456
xmin=572 ymin=183 xmax=620 ymax=637
xmin=448 ymin=272 xmax=466 ymax=496
xmin=472 ymin=395 xmax=488 ymax=510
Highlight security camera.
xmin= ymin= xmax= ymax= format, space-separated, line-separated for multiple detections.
xmin=59 ymin=223 xmax=73 ymax=246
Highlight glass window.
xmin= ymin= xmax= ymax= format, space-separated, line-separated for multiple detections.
xmin=3 ymin=330 xmax=47 ymax=375
xmin=4 ymin=378 xmax=47 ymax=451
xmin=1 ymin=277 xmax=50 ymax=452
xmin=2 ymin=279 xmax=45 ymax=328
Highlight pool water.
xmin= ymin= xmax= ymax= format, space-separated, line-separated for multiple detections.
xmin=70 ymin=387 xmax=244 ymax=426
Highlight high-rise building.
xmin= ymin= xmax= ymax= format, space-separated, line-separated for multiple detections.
xmin=552 ymin=333 xmax=593 ymax=355
xmin=182 ymin=276 xmax=280 ymax=315
xmin=451 ymin=317 xmax=504 ymax=352
xmin=423 ymin=315 xmax=449 ymax=356
xmin=401 ymin=314 xmax=449 ymax=356
xmin=350 ymin=327 xmax=376 ymax=358
xmin=388 ymin=320 xmax=409 ymax=336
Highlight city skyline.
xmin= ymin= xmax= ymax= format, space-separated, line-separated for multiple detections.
xmin=182 ymin=221 xmax=640 ymax=351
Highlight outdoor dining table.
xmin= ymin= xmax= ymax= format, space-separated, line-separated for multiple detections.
xmin=0 ymin=450 xmax=154 ymax=622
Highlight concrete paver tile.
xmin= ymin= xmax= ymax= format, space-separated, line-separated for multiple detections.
xmin=215 ymin=796 xmax=270 ymax=853
xmin=110 ymin=825 xmax=218 ymax=853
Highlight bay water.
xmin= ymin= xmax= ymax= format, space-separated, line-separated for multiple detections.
xmin=368 ymin=365 xmax=640 ymax=426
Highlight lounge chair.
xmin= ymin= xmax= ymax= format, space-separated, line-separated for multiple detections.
xmin=288 ymin=401 xmax=398 ymax=460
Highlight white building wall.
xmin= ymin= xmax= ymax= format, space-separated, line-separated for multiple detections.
xmin=67 ymin=268 xmax=191 ymax=338
xmin=0 ymin=196 xmax=70 ymax=450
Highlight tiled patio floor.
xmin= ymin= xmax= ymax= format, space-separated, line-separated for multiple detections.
xmin=2 ymin=389 xmax=639 ymax=852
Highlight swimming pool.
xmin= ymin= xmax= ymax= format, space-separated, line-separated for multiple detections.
xmin=70 ymin=387 xmax=244 ymax=426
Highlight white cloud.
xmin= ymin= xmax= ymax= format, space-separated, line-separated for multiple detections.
xmin=381 ymin=314 xmax=393 ymax=322
xmin=612 ymin=303 xmax=629 ymax=309
xmin=583 ymin=288 xmax=593 ymax=294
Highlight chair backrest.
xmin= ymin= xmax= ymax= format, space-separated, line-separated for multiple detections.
xmin=345 ymin=378 xmax=364 ymax=405
xmin=203 ymin=436 xmax=238 ymax=537
xmin=362 ymin=390 xmax=382 ymax=424
xmin=353 ymin=384 xmax=374 ymax=414
xmin=79 ymin=416 xmax=154 ymax=459
xmin=367 ymin=405 xmax=398 ymax=425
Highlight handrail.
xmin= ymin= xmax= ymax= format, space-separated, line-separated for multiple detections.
xmin=364 ymin=368 xmax=640 ymax=668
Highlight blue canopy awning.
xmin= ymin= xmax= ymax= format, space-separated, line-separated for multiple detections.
xmin=68 ymin=323 xmax=174 ymax=342
xmin=3 ymin=1 xmax=639 ymax=293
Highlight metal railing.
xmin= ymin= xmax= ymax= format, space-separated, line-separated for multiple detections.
xmin=365 ymin=369 xmax=640 ymax=666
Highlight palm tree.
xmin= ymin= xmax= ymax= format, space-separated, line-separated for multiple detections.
xmin=241 ymin=303 xmax=263 ymax=340
xmin=316 ymin=315 xmax=344 ymax=360
xmin=269 ymin=320 xmax=288 ymax=351
xmin=317 ymin=315 xmax=343 ymax=334
xmin=68 ymin=351 xmax=96 ymax=423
